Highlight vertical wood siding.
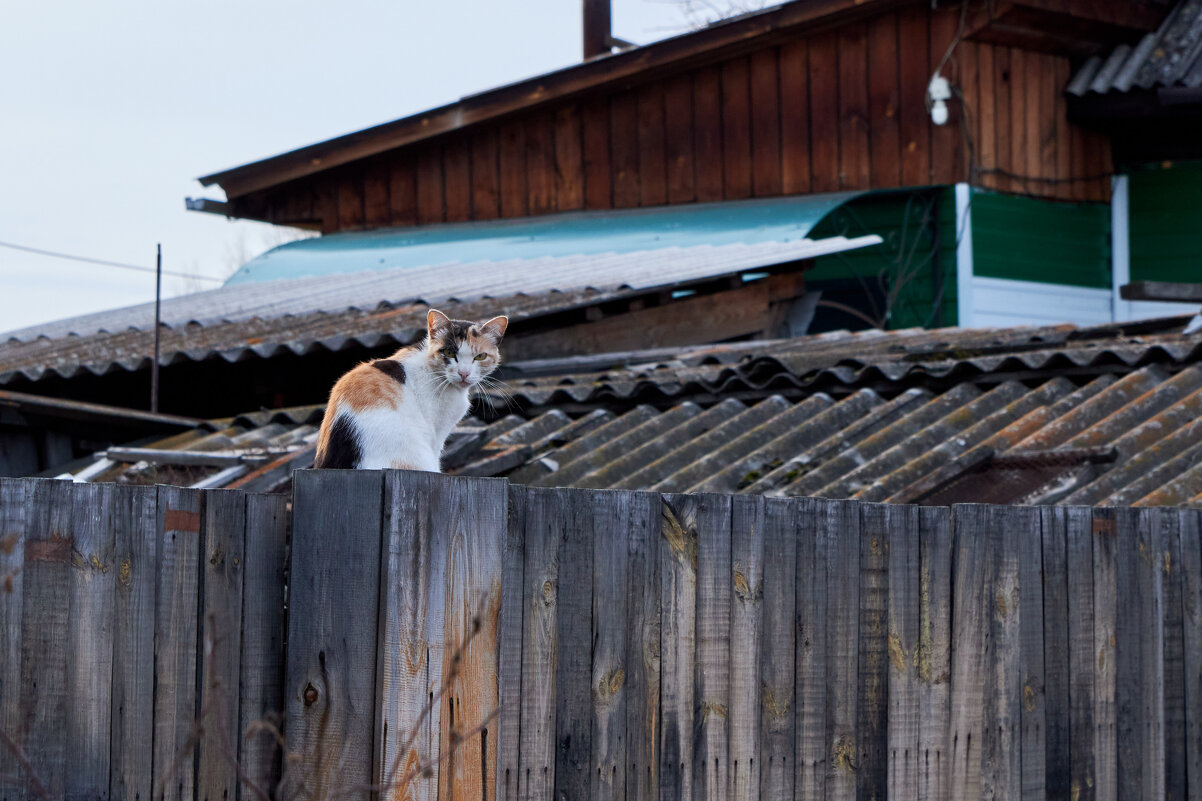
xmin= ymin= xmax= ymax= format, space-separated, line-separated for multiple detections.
xmin=253 ymin=8 xmax=1110 ymax=234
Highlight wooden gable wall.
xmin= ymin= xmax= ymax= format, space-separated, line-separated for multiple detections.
xmin=238 ymin=3 xmax=1114 ymax=234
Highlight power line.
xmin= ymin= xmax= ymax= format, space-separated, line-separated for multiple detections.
xmin=0 ymin=238 xmax=223 ymax=282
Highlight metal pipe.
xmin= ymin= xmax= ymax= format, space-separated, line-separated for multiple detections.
xmin=583 ymin=0 xmax=611 ymax=60
xmin=151 ymin=243 xmax=161 ymax=412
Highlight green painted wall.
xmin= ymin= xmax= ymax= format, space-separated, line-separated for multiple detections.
xmin=808 ymin=190 xmax=958 ymax=330
xmin=1129 ymin=161 xmax=1202 ymax=282
xmin=971 ymin=191 xmax=1111 ymax=289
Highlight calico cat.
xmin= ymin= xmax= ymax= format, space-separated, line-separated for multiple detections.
xmin=314 ymin=309 xmax=507 ymax=471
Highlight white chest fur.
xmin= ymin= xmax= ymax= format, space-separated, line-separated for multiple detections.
xmin=351 ymin=352 xmax=471 ymax=471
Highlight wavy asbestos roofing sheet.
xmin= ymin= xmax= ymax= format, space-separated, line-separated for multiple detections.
xmin=1068 ymin=0 xmax=1202 ymax=94
xmin=0 ymin=235 xmax=879 ymax=385
xmin=3 ymin=192 xmax=869 ymax=343
xmin=497 ymin=319 xmax=1202 ymax=407
xmin=67 ymin=319 xmax=1202 ymax=507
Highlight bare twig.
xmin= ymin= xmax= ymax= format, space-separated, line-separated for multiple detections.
xmin=376 ymin=601 xmax=490 ymax=796
xmin=648 ymin=0 xmax=774 ymax=30
xmin=361 ymin=707 xmax=502 ymax=796
xmin=0 ymin=727 xmax=55 ymax=801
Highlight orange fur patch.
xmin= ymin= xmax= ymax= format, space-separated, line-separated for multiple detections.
xmin=330 ymin=361 xmax=405 ymax=413
xmin=315 ymin=359 xmax=406 ymax=463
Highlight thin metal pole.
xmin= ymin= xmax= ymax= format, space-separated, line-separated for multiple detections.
xmin=151 ymin=243 xmax=162 ymax=412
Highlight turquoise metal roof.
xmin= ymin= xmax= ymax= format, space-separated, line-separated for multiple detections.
xmin=227 ymin=193 xmax=863 ymax=285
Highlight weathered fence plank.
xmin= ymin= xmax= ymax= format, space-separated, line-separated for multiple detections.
xmin=283 ymin=470 xmax=383 ymax=801
xmin=729 ymin=495 xmax=763 ymax=801
xmin=517 ymin=488 xmax=562 ymax=801
xmin=1134 ymin=507 xmax=1163 ymax=798
xmin=19 ymin=479 xmax=76 ymax=798
xmin=758 ymin=497 xmax=796 ymax=801
xmin=198 ymin=490 xmax=247 ymax=801
xmin=1182 ymin=509 xmax=1202 ymax=801
xmin=379 ymin=471 xmax=508 ymax=801
xmin=1018 ymin=506 xmax=1046 ymax=801
xmin=887 ymin=502 xmax=920 ymax=801
xmin=1066 ymin=505 xmax=1096 ymax=801
xmin=659 ymin=495 xmax=697 ymax=801
xmin=380 ymin=469 xmax=443 ymax=801
xmin=948 ymin=504 xmax=991 ymax=801
xmin=591 ymin=490 xmax=631 ymax=801
xmin=1163 ymin=508 xmax=1187 ymax=801
xmin=1040 ymin=506 xmax=1071 ymax=801
xmin=0 ymin=478 xmax=29 ymax=798
xmin=1092 ymin=507 xmax=1119 ymax=801
xmin=154 ymin=485 xmax=204 ymax=801
xmin=795 ymin=496 xmax=827 ymax=801
xmin=498 ymin=486 xmax=526 ymax=801
xmin=238 ymin=492 xmax=289 ymax=798
xmin=623 ymin=491 xmax=659 ymax=801
xmin=688 ymin=493 xmax=732 ymax=801
xmin=982 ymin=505 xmax=1022 ymax=801
xmin=918 ymin=506 xmax=952 ymax=801
xmin=554 ymin=489 xmax=594 ymax=801
xmin=65 ymin=483 xmax=118 ymax=800
xmin=825 ymin=499 xmax=860 ymax=801
xmin=109 ymin=484 xmax=158 ymax=801
xmin=1115 ymin=508 xmax=1158 ymax=800
xmin=857 ymin=503 xmax=890 ymax=801
xmin=437 ymin=475 xmax=506 ymax=801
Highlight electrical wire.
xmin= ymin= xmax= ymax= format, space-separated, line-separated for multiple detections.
xmin=0 ymin=239 xmax=223 ymax=282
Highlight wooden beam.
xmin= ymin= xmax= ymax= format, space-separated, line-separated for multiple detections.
xmin=503 ymin=272 xmax=807 ymax=361
xmin=103 ymin=447 xmax=284 ymax=467
xmin=1120 ymin=281 xmax=1202 ymax=303
xmin=968 ymin=4 xmax=1164 ymax=57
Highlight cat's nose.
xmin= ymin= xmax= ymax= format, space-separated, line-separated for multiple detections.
xmin=458 ymin=368 xmax=471 ymax=379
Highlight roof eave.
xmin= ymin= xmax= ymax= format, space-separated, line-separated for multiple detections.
xmin=197 ymin=0 xmax=903 ymax=199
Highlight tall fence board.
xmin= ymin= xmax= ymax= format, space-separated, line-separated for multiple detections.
xmin=0 ymin=471 xmax=1200 ymax=800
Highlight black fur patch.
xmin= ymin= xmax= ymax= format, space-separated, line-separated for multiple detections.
xmin=314 ymin=415 xmax=361 ymax=469
xmin=433 ymin=320 xmax=474 ymax=358
xmin=371 ymin=359 xmax=406 ymax=384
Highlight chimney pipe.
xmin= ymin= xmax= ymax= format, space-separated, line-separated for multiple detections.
xmin=583 ymin=0 xmax=612 ymax=60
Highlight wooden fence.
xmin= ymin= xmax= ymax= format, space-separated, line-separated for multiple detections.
xmin=0 ymin=478 xmax=288 ymax=801
xmin=1 ymin=471 xmax=1200 ymax=800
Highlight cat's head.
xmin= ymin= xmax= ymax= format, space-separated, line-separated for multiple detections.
xmin=424 ymin=309 xmax=508 ymax=390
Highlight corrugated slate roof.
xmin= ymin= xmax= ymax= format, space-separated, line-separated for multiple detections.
xmin=475 ymin=366 xmax=1202 ymax=507
xmin=499 ymin=317 xmax=1202 ymax=409
xmin=63 ymin=317 xmax=1202 ymax=507
xmin=1 ymin=234 xmax=876 ymax=344
xmin=1068 ymin=0 xmax=1202 ymax=95
xmin=0 ymin=236 xmax=876 ymax=386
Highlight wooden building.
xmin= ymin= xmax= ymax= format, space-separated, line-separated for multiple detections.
xmin=199 ymin=0 xmax=1161 ymax=225
xmin=190 ymin=0 xmax=1198 ymax=333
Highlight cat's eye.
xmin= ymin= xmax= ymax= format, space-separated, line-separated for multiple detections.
xmin=474 ymin=353 xmax=487 ymax=361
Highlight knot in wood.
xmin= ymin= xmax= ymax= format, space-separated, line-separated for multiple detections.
xmin=303 ymin=683 xmax=319 ymax=706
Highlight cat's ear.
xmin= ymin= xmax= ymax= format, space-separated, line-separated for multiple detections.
xmin=479 ymin=316 xmax=508 ymax=343
xmin=427 ymin=309 xmax=452 ymax=338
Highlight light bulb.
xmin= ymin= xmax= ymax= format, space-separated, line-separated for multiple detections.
xmin=931 ymin=99 xmax=948 ymax=126
xmin=928 ymin=73 xmax=951 ymax=126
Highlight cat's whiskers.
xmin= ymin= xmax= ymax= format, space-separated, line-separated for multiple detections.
xmin=475 ymin=374 xmax=519 ymax=414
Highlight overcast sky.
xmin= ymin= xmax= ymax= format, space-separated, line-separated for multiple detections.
xmin=0 ymin=0 xmax=705 ymax=333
